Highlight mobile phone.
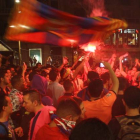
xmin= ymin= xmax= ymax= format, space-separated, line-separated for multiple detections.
xmin=79 ymin=56 xmax=84 ymax=61
xmin=99 ymin=63 xmax=105 ymax=68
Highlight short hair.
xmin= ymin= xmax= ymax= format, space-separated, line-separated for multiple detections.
xmin=11 ymin=75 xmax=22 ymax=87
xmin=72 ymin=96 xmax=82 ymax=106
xmin=0 ymin=69 xmax=7 ymax=82
xmin=49 ymin=68 xmax=59 ymax=81
xmin=87 ymin=71 xmax=99 ymax=81
xmin=56 ymin=98 xmax=81 ymax=118
xmin=41 ymin=70 xmax=48 ymax=78
xmin=101 ymin=72 xmax=110 ymax=84
xmin=118 ymin=77 xmax=128 ymax=90
xmin=63 ymin=79 xmax=73 ymax=91
xmin=0 ymin=95 xmax=8 ymax=113
xmin=69 ymin=118 xmax=113 ymax=140
xmin=23 ymin=89 xmax=42 ymax=104
xmin=36 ymin=63 xmax=41 ymax=67
xmin=123 ymin=86 xmax=140 ymax=109
xmin=88 ymin=79 xmax=103 ymax=98
xmin=29 ymin=71 xmax=38 ymax=81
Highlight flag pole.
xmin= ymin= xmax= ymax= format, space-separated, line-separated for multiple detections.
xmin=18 ymin=40 xmax=22 ymax=65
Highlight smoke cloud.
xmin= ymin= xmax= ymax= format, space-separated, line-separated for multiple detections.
xmin=83 ymin=0 xmax=108 ymax=17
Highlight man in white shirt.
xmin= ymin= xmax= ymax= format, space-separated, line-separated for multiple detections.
xmin=47 ymin=68 xmax=65 ymax=106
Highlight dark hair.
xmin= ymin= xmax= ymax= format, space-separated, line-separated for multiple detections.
xmin=88 ymin=79 xmax=103 ymax=98
xmin=63 ymin=79 xmax=73 ymax=91
xmin=72 ymin=96 xmax=82 ymax=106
xmin=70 ymin=118 xmax=113 ymax=140
xmin=49 ymin=68 xmax=59 ymax=81
xmin=118 ymin=77 xmax=128 ymax=90
xmin=41 ymin=70 xmax=48 ymax=78
xmin=29 ymin=70 xmax=38 ymax=81
xmin=23 ymin=89 xmax=41 ymax=104
xmin=0 ymin=95 xmax=8 ymax=113
xmin=46 ymin=64 xmax=52 ymax=69
xmin=0 ymin=69 xmax=7 ymax=82
xmin=36 ymin=63 xmax=41 ymax=67
xmin=100 ymin=72 xmax=110 ymax=84
xmin=123 ymin=86 xmax=140 ymax=109
xmin=56 ymin=98 xmax=81 ymax=118
xmin=11 ymin=75 xmax=22 ymax=87
xmin=87 ymin=71 xmax=99 ymax=81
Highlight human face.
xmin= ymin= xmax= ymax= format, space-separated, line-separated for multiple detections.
xmin=115 ymin=69 xmax=121 ymax=77
xmin=23 ymin=94 xmax=34 ymax=112
xmin=5 ymin=96 xmax=12 ymax=114
xmin=2 ymin=73 xmax=10 ymax=85
xmin=80 ymin=102 xmax=86 ymax=119
xmin=20 ymin=77 xmax=27 ymax=90
xmin=131 ymin=67 xmax=137 ymax=76
xmin=46 ymin=75 xmax=50 ymax=81
xmin=7 ymin=70 xmax=11 ymax=79
xmin=10 ymin=68 xmax=15 ymax=75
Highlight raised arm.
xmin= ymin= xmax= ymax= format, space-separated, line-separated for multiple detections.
xmin=73 ymin=54 xmax=89 ymax=79
xmin=22 ymin=62 xmax=27 ymax=79
xmin=58 ymin=57 xmax=68 ymax=71
xmin=103 ymin=62 xmax=119 ymax=94
xmin=119 ymin=53 xmax=128 ymax=78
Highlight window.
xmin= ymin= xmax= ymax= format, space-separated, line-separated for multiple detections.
xmin=105 ymin=29 xmax=139 ymax=47
xmin=124 ymin=29 xmax=138 ymax=46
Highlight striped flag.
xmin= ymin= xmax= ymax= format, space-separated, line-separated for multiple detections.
xmin=5 ymin=0 xmax=128 ymax=47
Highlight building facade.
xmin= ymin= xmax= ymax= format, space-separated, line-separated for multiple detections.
xmin=0 ymin=0 xmax=140 ymax=65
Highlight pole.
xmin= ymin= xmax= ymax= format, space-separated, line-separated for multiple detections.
xmin=18 ymin=41 xmax=22 ymax=65
xmin=71 ymin=42 xmax=74 ymax=65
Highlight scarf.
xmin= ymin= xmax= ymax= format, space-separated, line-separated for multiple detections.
xmin=51 ymin=114 xmax=76 ymax=136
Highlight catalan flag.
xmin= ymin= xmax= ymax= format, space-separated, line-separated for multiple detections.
xmin=5 ymin=0 xmax=127 ymax=47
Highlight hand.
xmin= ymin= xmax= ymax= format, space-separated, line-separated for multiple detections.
xmin=63 ymin=57 xmax=68 ymax=65
xmin=123 ymin=53 xmax=128 ymax=57
xmin=15 ymin=127 xmax=23 ymax=137
xmin=102 ymin=62 xmax=111 ymax=70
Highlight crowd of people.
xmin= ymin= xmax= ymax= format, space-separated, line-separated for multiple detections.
xmin=0 ymin=51 xmax=140 ymax=140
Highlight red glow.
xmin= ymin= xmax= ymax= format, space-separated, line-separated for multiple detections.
xmin=136 ymin=30 xmax=139 ymax=33
xmin=113 ymin=30 xmax=115 ymax=33
xmin=67 ymin=39 xmax=77 ymax=43
xmin=118 ymin=29 xmax=121 ymax=32
xmin=84 ymin=44 xmax=96 ymax=52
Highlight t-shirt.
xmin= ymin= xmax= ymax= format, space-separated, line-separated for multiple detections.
xmin=77 ymin=87 xmax=109 ymax=101
xmin=77 ymin=87 xmax=90 ymax=101
xmin=35 ymin=124 xmax=68 ymax=140
xmin=29 ymin=106 xmax=56 ymax=140
xmin=47 ymin=82 xmax=65 ymax=106
xmin=112 ymin=95 xmax=125 ymax=118
xmin=83 ymin=91 xmax=116 ymax=124
xmin=0 ymin=121 xmax=15 ymax=140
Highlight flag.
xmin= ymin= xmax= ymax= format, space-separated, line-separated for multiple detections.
xmin=5 ymin=0 xmax=128 ymax=47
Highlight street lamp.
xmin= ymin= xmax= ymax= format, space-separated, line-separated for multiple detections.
xmin=15 ymin=0 xmax=20 ymax=3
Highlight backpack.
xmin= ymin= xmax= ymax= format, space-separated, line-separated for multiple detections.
xmin=116 ymin=115 xmax=140 ymax=140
